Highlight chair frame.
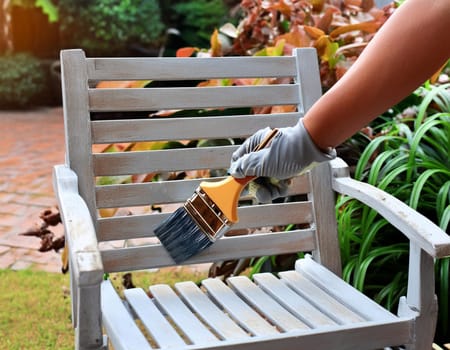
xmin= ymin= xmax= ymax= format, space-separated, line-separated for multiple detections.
xmin=54 ymin=47 xmax=450 ymax=350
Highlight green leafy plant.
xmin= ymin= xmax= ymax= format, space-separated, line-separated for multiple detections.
xmin=179 ymin=0 xmax=393 ymax=90
xmin=58 ymin=0 xmax=165 ymax=56
xmin=338 ymin=83 xmax=450 ymax=341
xmin=171 ymin=0 xmax=229 ymax=48
xmin=0 ymin=52 xmax=47 ymax=108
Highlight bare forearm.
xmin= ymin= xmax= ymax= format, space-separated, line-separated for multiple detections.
xmin=304 ymin=0 xmax=450 ymax=149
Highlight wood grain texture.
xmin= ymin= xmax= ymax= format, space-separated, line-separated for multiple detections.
xmin=55 ymin=47 xmax=440 ymax=350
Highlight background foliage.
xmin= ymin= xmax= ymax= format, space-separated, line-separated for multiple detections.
xmin=171 ymin=0 xmax=450 ymax=342
xmin=0 ymin=52 xmax=47 ymax=108
xmin=337 ymin=82 xmax=450 ymax=341
xmin=57 ymin=0 xmax=165 ymax=56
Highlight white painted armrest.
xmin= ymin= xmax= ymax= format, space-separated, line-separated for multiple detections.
xmin=330 ymin=158 xmax=450 ymax=259
xmin=53 ymin=164 xmax=103 ymax=285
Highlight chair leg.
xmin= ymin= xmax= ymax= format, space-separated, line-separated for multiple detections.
xmin=75 ymin=285 xmax=104 ymax=350
xmin=400 ymin=295 xmax=438 ymax=350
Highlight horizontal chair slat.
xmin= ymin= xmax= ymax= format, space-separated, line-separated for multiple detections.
xmin=93 ymin=146 xmax=235 ymax=176
xmin=97 ymin=201 xmax=314 ymax=241
xmin=101 ymin=229 xmax=316 ymax=272
xmin=95 ymin=175 xmax=310 ymax=208
xmin=91 ymin=113 xmax=301 ymax=144
xmin=88 ymin=85 xmax=300 ymax=112
xmin=87 ymin=56 xmax=297 ymax=81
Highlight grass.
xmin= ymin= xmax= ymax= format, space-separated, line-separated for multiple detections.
xmin=0 ymin=269 xmax=72 ymax=350
xmin=0 ymin=267 xmax=208 ymax=350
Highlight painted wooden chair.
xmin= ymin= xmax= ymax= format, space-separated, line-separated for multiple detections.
xmin=54 ymin=47 xmax=450 ymax=350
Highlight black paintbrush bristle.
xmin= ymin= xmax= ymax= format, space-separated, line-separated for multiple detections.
xmin=154 ymin=207 xmax=213 ymax=263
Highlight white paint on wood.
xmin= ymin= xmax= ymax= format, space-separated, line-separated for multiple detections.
xmin=56 ymin=48 xmax=440 ymax=350
xmin=88 ymin=85 xmax=300 ymax=112
xmin=101 ymin=280 xmax=152 ymax=350
xmin=91 ymin=113 xmax=301 ymax=144
xmin=226 ymin=276 xmax=309 ymax=331
xmin=149 ymin=284 xmax=218 ymax=345
xmin=296 ymin=255 xmax=398 ymax=321
xmin=123 ymin=287 xmax=186 ymax=348
xmin=87 ymin=55 xmax=298 ymax=81
xmin=175 ymin=281 xmax=250 ymax=340
xmin=332 ymin=176 xmax=450 ymax=258
xmin=202 ymin=278 xmax=278 ymax=336
xmin=253 ymin=272 xmax=336 ymax=328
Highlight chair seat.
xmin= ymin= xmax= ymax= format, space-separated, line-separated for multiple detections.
xmin=100 ymin=256 xmax=412 ymax=350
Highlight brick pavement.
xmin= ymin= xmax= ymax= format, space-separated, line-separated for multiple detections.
xmin=0 ymin=108 xmax=210 ymax=275
xmin=0 ymin=107 xmax=65 ymax=272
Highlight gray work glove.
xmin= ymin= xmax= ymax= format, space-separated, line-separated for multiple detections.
xmin=229 ymin=118 xmax=336 ymax=202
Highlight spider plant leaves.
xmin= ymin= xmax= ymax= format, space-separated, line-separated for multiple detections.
xmin=338 ymin=83 xmax=450 ymax=332
xmin=374 ymin=271 xmax=407 ymax=310
xmin=354 ymin=135 xmax=404 ymax=180
xmin=354 ymin=243 xmax=409 ymax=292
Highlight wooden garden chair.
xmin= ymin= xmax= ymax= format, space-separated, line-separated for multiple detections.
xmin=54 ymin=47 xmax=450 ymax=350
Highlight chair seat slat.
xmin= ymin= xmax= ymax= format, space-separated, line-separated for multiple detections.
xmin=253 ymin=273 xmax=337 ymax=328
xmin=296 ymin=256 xmax=398 ymax=322
xmin=226 ymin=276 xmax=309 ymax=332
xmin=175 ymin=281 xmax=250 ymax=341
xmin=279 ymin=270 xmax=365 ymax=324
xmin=201 ymin=278 xmax=279 ymax=336
xmin=101 ymin=280 xmax=153 ymax=350
xmin=123 ymin=288 xmax=187 ymax=348
xmin=149 ymin=284 xmax=218 ymax=345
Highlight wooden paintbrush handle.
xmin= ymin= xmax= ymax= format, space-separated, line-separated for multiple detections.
xmin=200 ymin=128 xmax=279 ymax=223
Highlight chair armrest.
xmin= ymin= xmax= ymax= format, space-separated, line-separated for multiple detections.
xmin=53 ymin=164 xmax=103 ymax=285
xmin=330 ymin=158 xmax=450 ymax=259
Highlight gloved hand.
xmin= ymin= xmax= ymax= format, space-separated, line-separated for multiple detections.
xmin=229 ymin=118 xmax=336 ymax=201
xmin=247 ymin=177 xmax=292 ymax=204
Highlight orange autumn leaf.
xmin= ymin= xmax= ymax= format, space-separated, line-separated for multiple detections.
xmin=344 ymin=0 xmax=362 ymax=6
xmin=96 ymin=81 xmax=136 ymax=88
xmin=310 ymin=0 xmax=326 ymax=13
xmin=316 ymin=7 xmax=336 ymax=32
xmin=210 ymin=29 xmax=222 ymax=57
xmin=430 ymin=62 xmax=447 ymax=84
xmin=304 ymin=25 xmax=326 ymax=40
xmin=271 ymin=105 xmax=297 ymax=113
xmin=276 ymin=26 xmax=311 ymax=48
xmin=176 ymin=47 xmax=198 ymax=57
xmin=269 ymin=0 xmax=292 ymax=17
xmin=330 ymin=21 xmax=380 ymax=38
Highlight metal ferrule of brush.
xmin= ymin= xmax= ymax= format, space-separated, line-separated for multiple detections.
xmin=183 ymin=186 xmax=231 ymax=242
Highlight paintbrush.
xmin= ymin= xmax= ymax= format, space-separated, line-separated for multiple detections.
xmin=154 ymin=128 xmax=279 ymax=263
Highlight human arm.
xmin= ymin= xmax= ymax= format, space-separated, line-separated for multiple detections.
xmin=304 ymin=0 xmax=450 ymax=150
xmin=229 ymin=0 xmax=450 ymax=201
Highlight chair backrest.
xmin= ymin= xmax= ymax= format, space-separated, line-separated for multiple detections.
xmin=60 ymin=48 xmax=341 ymax=275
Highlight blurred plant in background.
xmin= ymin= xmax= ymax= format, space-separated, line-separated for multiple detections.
xmin=337 ymin=81 xmax=450 ymax=342
xmin=58 ymin=0 xmax=165 ymax=56
xmin=179 ymin=0 xmax=393 ymax=89
xmin=0 ymin=52 xmax=46 ymax=108
xmin=14 ymin=0 xmax=449 ymax=343
xmin=172 ymin=1 xmax=449 ymax=342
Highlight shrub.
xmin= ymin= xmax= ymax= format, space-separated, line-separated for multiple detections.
xmin=58 ymin=0 xmax=165 ymax=56
xmin=338 ymin=83 xmax=450 ymax=341
xmin=0 ymin=52 xmax=47 ymax=108
xmin=171 ymin=0 xmax=229 ymax=48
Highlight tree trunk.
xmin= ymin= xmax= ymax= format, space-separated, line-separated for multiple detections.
xmin=0 ymin=0 xmax=13 ymax=54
